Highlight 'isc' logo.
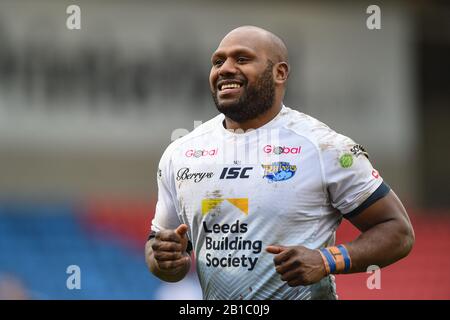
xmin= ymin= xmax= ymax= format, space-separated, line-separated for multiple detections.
xmin=219 ymin=167 xmax=253 ymax=179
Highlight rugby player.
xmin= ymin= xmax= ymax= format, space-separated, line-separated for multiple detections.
xmin=145 ymin=26 xmax=415 ymax=299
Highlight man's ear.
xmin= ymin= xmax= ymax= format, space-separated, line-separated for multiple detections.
xmin=274 ymin=62 xmax=289 ymax=84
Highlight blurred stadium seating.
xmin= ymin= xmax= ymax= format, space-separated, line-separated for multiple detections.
xmin=0 ymin=200 xmax=163 ymax=299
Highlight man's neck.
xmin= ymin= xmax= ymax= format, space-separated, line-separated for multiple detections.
xmin=223 ymin=103 xmax=283 ymax=132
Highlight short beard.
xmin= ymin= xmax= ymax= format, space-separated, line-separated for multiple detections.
xmin=212 ymin=60 xmax=275 ymax=123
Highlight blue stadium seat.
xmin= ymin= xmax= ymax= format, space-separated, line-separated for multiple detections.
xmin=0 ymin=201 xmax=162 ymax=299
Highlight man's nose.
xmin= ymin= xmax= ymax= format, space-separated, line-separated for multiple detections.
xmin=218 ymin=58 xmax=237 ymax=76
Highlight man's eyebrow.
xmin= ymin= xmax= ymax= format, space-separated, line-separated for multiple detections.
xmin=211 ymin=47 xmax=257 ymax=60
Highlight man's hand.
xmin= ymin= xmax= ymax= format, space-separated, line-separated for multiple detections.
xmin=146 ymin=224 xmax=191 ymax=282
xmin=266 ymin=245 xmax=327 ymax=287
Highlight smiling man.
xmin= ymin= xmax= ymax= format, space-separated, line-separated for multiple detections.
xmin=145 ymin=26 xmax=415 ymax=299
xmin=210 ymin=26 xmax=289 ymax=131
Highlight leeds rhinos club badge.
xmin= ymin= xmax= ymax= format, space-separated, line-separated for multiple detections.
xmin=262 ymin=161 xmax=297 ymax=182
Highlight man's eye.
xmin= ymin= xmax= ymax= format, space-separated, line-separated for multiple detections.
xmin=213 ymin=59 xmax=223 ymax=66
xmin=237 ymin=57 xmax=248 ymax=63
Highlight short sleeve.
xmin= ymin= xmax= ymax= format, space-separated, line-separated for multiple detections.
xmin=151 ymin=146 xmax=181 ymax=233
xmin=321 ymin=134 xmax=388 ymax=217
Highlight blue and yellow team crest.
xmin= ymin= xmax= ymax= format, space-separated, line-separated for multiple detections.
xmin=261 ymin=162 xmax=297 ymax=182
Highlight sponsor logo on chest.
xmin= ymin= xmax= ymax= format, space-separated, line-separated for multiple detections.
xmin=185 ymin=148 xmax=218 ymax=158
xmin=263 ymin=145 xmax=302 ymax=155
xmin=176 ymin=167 xmax=214 ymax=183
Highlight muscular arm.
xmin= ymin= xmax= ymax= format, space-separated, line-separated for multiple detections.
xmin=344 ymin=190 xmax=415 ymax=272
xmin=267 ymin=189 xmax=415 ymax=286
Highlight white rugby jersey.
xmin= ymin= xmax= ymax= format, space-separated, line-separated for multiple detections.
xmin=151 ymin=105 xmax=388 ymax=300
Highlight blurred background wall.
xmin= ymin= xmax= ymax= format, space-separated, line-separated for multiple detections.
xmin=0 ymin=0 xmax=449 ymax=299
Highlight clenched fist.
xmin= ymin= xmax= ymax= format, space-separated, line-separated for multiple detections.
xmin=148 ymin=224 xmax=191 ymax=281
xmin=266 ymin=245 xmax=327 ymax=287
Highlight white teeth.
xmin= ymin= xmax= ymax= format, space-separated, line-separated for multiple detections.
xmin=220 ymin=83 xmax=241 ymax=90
